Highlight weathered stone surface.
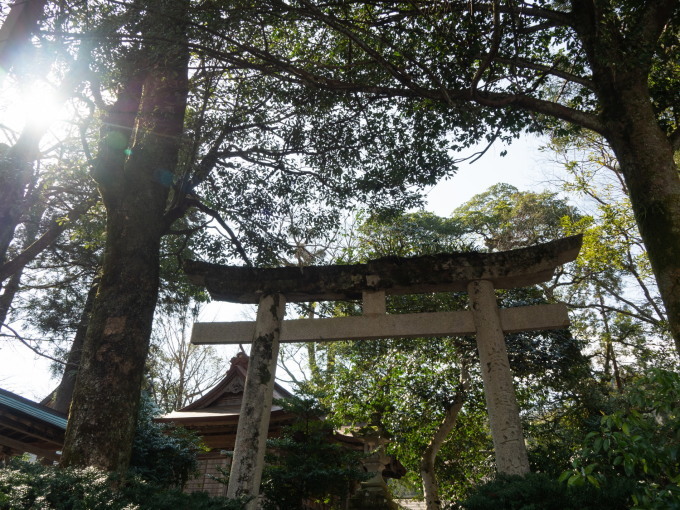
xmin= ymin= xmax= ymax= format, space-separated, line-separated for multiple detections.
xmin=191 ymin=304 xmax=569 ymax=345
xmin=184 ymin=236 xmax=582 ymax=303
xmin=468 ymin=280 xmax=530 ymax=475
xmin=226 ymin=294 xmax=286 ymax=508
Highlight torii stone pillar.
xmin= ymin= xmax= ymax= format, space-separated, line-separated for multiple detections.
xmin=468 ymin=279 xmax=529 ymax=474
xmin=226 ymin=293 xmax=286 ymax=507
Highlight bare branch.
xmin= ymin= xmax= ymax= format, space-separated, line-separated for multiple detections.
xmin=184 ymin=197 xmax=253 ymax=267
xmin=1 ymin=323 xmax=65 ymax=366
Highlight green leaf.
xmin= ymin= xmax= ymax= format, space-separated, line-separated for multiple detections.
xmin=593 ymin=437 xmax=603 ymax=453
xmin=586 ymin=475 xmax=600 ymax=488
xmin=567 ymin=474 xmax=584 ymax=487
xmin=558 ymin=471 xmax=573 ymax=483
xmin=624 ymin=459 xmax=635 ymax=477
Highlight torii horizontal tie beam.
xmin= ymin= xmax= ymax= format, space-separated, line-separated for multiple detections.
xmin=191 ymin=303 xmax=569 ymax=345
xmin=184 ymin=235 xmax=582 ymax=304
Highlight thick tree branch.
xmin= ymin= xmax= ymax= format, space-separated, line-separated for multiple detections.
xmin=191 ymin=36 xmax=606 ymax=135
xmin=471 ymin=0 xmax=502 ymax=98
xmin=493 ymin=56 xmax=595 ymax=90
xmin=636 ymin=0 xmax=679 ymax=49
xmin=0 ymin=194 xmax=99 ymax=282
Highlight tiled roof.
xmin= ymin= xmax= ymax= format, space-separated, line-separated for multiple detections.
xmin=0 ymin=387 xmax=67 ymax=429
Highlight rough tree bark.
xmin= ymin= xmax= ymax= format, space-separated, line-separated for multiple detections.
xmin=604 ymin=101 xmax=680 ymax=355
xmin=60 ymin=0 xmax=189 ymax=472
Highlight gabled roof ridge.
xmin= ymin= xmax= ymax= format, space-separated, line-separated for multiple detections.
xmin=177 ymin=352 xmax=292 ymax=412
xmin=179 ymin=364 xmax=241 ymax=411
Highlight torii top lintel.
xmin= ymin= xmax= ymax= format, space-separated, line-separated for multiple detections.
xmin=184 ymin=235 xmax=582 ymax=304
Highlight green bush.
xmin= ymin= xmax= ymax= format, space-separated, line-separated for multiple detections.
xmin=459 ymin=473 xmax=633 ymax=510
xmin=260 ymin=396 xmax=369 ymax=510
xmin=560 ymin=369 xmax=680 ymax=509
xmin=0 ymin=460 xmax=246 ymax=510
xmin=128 ymin=392 xmax=204 ymax=489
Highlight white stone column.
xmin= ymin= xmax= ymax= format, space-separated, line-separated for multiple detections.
xmin=227 ymin=293 xmax=286 ymax=507
xmin=467 ymin=280 xmax=530 ymax=475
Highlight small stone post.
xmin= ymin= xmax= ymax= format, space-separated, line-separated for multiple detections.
xmin=467 ymin=279 xmax=530 ymax=475
xmin=227 ymin=293 xmax=286 ymax=507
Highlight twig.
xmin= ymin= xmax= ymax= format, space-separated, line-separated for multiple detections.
xmin=185 ymin=197 xmax=252 ymax=267
xmin=1 ymin=323 xmax=65 ymax=365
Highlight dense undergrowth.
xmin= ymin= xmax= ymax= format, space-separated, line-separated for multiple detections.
xmin=0 ymin=459 xmax=246 ymax=510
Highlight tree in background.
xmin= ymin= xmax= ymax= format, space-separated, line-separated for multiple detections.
xmin=211 ymin=0 xmax=680 ymax=353
xmin=292 ymin=209 xmax=587 ymax=508
xmin=452 ymin=183 xmax=577 ymax=252
xmin=2 ymin=0 xmax=468 ymax=473
xmin=451 ymin=181 xmax=674 ymax=375
xmin=545 ymin=131 xmax=675 ymax=376
xmin=147 ymin=304 xmax=226 ymax=414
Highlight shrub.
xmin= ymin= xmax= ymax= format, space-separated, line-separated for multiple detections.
xmin=128 ymin=392 xmax=205 ymax=489
xmin=560 ymin=369 xmax=680 ymax=509
xmin=459 ymin=473 xmax=632 ymax=510
xmin=0 ymin=459 xmax=246 ymax=510
xmin=260 ymin=396 xmax=370 ymax=510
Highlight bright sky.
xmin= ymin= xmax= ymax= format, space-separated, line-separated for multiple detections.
xmin=0 ymin=134 xmax=558 ymax=401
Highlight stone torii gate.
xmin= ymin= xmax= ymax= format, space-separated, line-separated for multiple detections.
xmin=185 ymin=235 xmax=582 ymax=506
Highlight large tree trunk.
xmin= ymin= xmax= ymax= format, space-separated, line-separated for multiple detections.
xmin=0 ymin=199 xmax=46 ymax=324
xmin=0 ymin=131 xmax=41 ymax=265
xmin=0 ymin=46 xmax=90 ymax=286
xmin=604 ymin=97 xmax=680 ymax=355
xmin=61 ymin=0 xmax=189 ymax=473
xmin=571 ymin=0 xmax=680 ymax=355
xmin=589 ymin=75 xmax=680 ymax=354
xmin=0 ymin=0 xmax=47 ymax=70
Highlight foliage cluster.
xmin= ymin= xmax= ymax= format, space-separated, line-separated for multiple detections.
xmin=459 ymin=473 xmax=632 ymax=510
xmin=560 ymin=369 xmax=680 ymax=509
xmin=462 ymin=368 xmax=680 ymax=509
xmin=128 ymin=393 xmax=204 ymax=489
xmin=260 ymin=396 xmax=370 ymax=510
xmin=0 ymin=459 xmax=245 ymax=510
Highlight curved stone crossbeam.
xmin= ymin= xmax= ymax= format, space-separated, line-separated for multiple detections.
xmin=184 ymin=235 xmax=582 ymax=303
